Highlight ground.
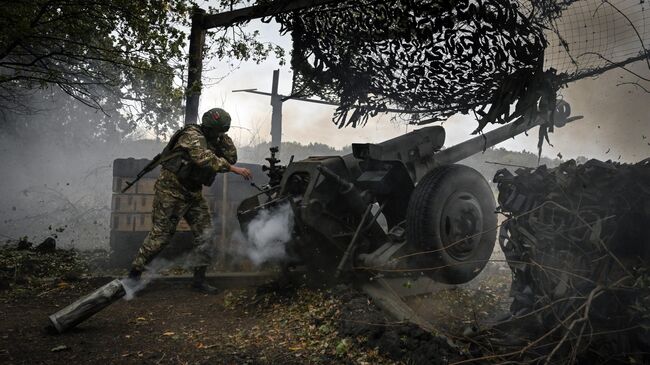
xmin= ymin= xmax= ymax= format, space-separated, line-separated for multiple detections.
xmin=1 ymin=277 xmax=400 ymax=365
xmin=0 ymin=247 xmax=512 ymax=365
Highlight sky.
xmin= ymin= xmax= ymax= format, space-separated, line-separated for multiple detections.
xmin=197 ymin=17 xmax=650 ymax=163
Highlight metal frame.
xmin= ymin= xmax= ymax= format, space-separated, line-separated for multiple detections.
xmin=183 ymin=0 xmax=341 ymax=125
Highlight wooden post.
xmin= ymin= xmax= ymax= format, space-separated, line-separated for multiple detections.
xmin=270 ymin=69 xmax=283 ymax=148
xmin=184 ymin=7 xmax=206 ymax=125
xmin=183 ymin=1 xmax=341 ymax=126
xmin=219 ymin=173 xmax=229 ymax=269
xmin=202 ymin=0 xmax=339 ymax=29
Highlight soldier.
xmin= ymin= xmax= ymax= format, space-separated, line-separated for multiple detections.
xmin=128 ymin=107 xmax=252 ymax=293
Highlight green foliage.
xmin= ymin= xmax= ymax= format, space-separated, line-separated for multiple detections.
xmin=0 ymin=1 xmax=191 ymax=125
xmin=0 ymin=0 xmax=284 ymax=140
xmin=208 ymin=28 xmax=286 ymax=66
xmin=335 ymin=338 xmax=350 ymax=356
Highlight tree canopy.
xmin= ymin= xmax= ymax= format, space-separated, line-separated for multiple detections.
xmin=0 ymin=0 xmax=282 ymax=140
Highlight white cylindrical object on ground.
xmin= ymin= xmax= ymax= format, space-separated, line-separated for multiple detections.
xmin=48 ymin=279 xmax=126 ymax=333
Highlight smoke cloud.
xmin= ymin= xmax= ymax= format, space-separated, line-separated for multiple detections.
xmin=120 ymin=226 xmax=218 ymax=300
xmin=235 ymin=203 xmax=294 ymax=266
xmin=120 ymin=256 xmax=174 ymax=301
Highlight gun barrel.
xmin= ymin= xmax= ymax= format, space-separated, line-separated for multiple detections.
xmin=434 ymin=117 xmax=541 ymax=166
xmin=435 ymin=100 xmax=580 ymax=165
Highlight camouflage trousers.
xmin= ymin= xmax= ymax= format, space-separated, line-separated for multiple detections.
xmin=131 ymin=186 xmax=214 ymax=272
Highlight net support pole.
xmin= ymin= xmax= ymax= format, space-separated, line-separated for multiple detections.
xmin=219 ymin=174 xmax=228 ymax=267
xmin=184 ymin=7 xmax=206 ymax=125
xmin=270 ymin=69 xmax=283 ymax=149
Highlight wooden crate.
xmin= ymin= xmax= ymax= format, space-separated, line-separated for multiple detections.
xmin=112 ymin=177 xmax=133 ymax=194
xmin=111 ymin=195 xmax=138 ymax=213
xmin=112 ymin=194 xmax=157 ymax=213
xmin=112 ymin=213 xmax=134 ymax=231
xmin=133 ymin=194 xmax=154 ymax=213
xmin=135 ymin=178 xmax=156 ymax=194
xmin=132 ymin=213 xmax=151 ymax=231
xmin=131 ymin=213 xmax=191 ymax=232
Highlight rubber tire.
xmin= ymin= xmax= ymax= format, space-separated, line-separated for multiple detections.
xmin=406 ymin=164 xmax=497 ymax=284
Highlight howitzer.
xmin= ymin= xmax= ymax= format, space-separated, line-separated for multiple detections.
xmin=238 ymin=100 xmax=582 ymax=284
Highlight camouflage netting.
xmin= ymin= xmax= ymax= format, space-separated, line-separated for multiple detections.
xmin=476 ymin=158 xmax=650 ymax=363
xmin=274 ymin=0 xmax=571 ymax=129
xmin=273 ymin=0 xmax=649 ymax=130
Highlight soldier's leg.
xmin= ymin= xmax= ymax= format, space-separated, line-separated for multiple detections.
xmin=184 ymin=196 xmax=217 ymax=293
xmin=130 ymin=190 xmax=187 ymax=275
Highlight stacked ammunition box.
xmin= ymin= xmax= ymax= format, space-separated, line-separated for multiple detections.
xmin=109 ymin=158 xmax=263 ymax=269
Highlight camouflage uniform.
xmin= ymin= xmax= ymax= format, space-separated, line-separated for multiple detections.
xmin=131 ymin=124 xmax=237 ymax=271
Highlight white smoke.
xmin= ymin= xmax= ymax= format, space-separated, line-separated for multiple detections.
xmin=120 ymin=256 xmax=175 ymax=300
xmin=236 ymin=202 xmax=294 ymax=266
xmin=120 ymin=225 xmax=218 ymax=300
xmin=117 ymin=204 xmax=294 ymax=299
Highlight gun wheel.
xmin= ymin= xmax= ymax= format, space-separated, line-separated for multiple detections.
xmin=406 ymin=164 xmax=497 ymax=284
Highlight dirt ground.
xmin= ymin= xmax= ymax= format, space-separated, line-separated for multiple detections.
xmin=0 ymin=247 xmax=512 ymax=365
xmin=3 ymin=279 xmax=264 ymax=364
xmin=0 ymin=276 xmax=428 ymax=365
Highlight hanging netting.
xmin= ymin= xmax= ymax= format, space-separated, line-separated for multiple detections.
xmin=273 ymin=0 xmax=649 ymax=131
xmin=543 ymin=0 xmax=649 ymax=82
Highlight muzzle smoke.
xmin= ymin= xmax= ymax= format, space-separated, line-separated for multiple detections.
xmin=237 ymin=203 xmax=294 ymax=266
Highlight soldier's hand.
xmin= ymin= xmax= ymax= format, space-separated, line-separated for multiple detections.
xmin=230 ymin=165 xmax=252 ymax=180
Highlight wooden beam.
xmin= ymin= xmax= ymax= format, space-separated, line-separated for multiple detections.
xmin=202 ymin=0 xmax=341 ymax=29
xmin=184 ymin=7 xmax=206 ymax=125
xmin=270 ymin=70 xmax=283 ymax=148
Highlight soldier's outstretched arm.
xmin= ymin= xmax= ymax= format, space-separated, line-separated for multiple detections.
xmin=229 ymin=165 xmax=252 ymax=180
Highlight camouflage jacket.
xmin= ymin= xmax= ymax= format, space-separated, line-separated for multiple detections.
xmin=158 ymin=124 xmax=237 ymax=196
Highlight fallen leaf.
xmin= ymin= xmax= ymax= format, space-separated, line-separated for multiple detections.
xmin=50 ymin=345 xmax=68 ymax=352
xmin=162 ymin=331 xmax=175 ymax=336
xmin=197 ymin=343 xmax=218 ymax=349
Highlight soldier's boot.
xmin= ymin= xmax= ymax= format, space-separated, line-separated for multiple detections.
xmin=128 ymin=267 xmax=142 ymax=281
xmin=191 ymin=266 xmax=218 ymax=294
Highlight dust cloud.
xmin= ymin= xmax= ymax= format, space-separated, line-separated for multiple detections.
xmin=0 ymin=91 xmax=167 ymax=250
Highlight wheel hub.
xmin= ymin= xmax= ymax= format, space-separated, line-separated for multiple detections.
xmin=440 ymin=191 xmax=484 ymax=260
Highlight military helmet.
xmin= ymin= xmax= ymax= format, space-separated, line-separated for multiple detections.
xmin=201 ymin=108 xmax=231 ymax=133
